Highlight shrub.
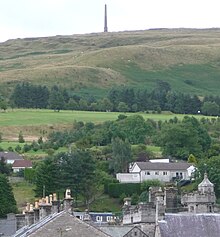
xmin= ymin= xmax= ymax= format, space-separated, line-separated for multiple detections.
xmin=131 ymin=193 xmax=139 ymax=205
xmin=141 ymin=179 xmax=162 ymax=192
xmin=107 ymin=183 xmax=141 ymax=198
xmin=119 ymin=193 xmax=127 ymax=204
xmin=18 ymin=131 xmax=25 ymax=143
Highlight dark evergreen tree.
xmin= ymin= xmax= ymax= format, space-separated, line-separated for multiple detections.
xmin=48 ymin=86 xmax=65 ymax=111
xmin=0 ymin=174 xmax=17 ymax=217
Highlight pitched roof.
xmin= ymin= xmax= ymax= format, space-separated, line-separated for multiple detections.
xmin=12 ymin=160 xmax=32 ymax=168
xmin=135 ymin=162 xmax=191 ymax=171
xmin=198 ymin=172 xmax=214 ymax=188
xmin=0 ymin=151 xmax=23 ymax=160
xmin=99 ymin=226 xmax=133 ymax=237
xmin=158 ymin=213 xmax=220 ymax=237
xmin=17 ymin=211 xmax=111 ymax=237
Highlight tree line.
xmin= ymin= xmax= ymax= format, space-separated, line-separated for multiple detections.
xmin=5 ymin=81 xmax=220 ymax=116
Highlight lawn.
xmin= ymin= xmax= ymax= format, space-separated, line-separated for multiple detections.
xmin=0 ymin=141 xmax=30 ymax=150
xmin=0 ymin=109 xmax=212 ymax=126
xmin=0 ymin=109 xmax=214 ymax=141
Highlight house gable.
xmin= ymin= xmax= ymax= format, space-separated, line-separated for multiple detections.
xmin=130 ymin=162 xmax=141 ymax=173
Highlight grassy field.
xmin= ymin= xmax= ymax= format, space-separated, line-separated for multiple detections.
xmin=1 ymin=29 xmax=220 ymax=98
xmin=0 ymin=109 xmax=213 ymax=141
xmin=10 ymin=179 xmax=36 ymax=211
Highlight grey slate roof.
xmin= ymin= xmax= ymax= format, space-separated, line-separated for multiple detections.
xmin=136 ymin=162 xmax=191 ymax=171
xmin=0 ymin=214 xmax=17 ymax=236
xmin=99 ymin=226 xmax=133 ymax=237
xmin=158 ymin=213 xmax=220 ymax=237
xmin=0 ymin=151 xmax=23 ymax=161
xmin=22 ymin=211 xmax=110 ymax=237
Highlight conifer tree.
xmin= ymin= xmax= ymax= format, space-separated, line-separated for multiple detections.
xmin=0 ymin=174 xmax=17 ymax=217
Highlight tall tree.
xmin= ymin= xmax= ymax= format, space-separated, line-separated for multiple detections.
xmin=48 ymin=86 xmax=65 ymax=111
xmin=201 ymin=101 xmax=220 ymax=116
xmin=0 ymin=174 xmax=17 ymax=217
xmin=111 ymin=137 xmax=132 ymax=173
xmin=158 ymin=116 xmax=211 ymax=160
xmin=34 ymin=157 xmax=60 ymax=196
xmin=0 ymin=158 xmax=11 ymax=175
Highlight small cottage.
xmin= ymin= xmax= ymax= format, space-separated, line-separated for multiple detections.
xmin=117 ymin=161 xmax=195 ymax=183
xmin=12 ymin=160 xmax=33 ymax=172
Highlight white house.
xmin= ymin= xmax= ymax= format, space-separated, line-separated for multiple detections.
xmin=117 ymin=162 xmax=195 ymax=183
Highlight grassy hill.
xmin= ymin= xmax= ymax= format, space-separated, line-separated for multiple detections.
xmin=1 ymin=28 xmax=220 ymax=97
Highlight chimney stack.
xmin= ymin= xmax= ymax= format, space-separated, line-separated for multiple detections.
xmin=63 ymin=189 xmax=73 ymax=212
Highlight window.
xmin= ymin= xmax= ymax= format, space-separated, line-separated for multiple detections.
xmin=163 ymin=171 xmax=167 ymax=175
xmin=155 ymin=171 xmax=159 ymax=175
xmin=145 ymin=171 xmax=150 ymax=175
xmin=96 ymin=216 xmax=102 ymax=222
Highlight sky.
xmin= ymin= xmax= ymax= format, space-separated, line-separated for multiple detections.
xmin=0 ymin=0 xmax=220 ymax=42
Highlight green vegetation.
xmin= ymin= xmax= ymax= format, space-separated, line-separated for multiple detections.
xmin=0 ymin=109 xmax=214 ymax=140
xmin=3 ymin=29 xmax=220 ymax=214
xmin=11 ymin=179 xmax=36 ymax=211
xmin=107 ymin=183 xmax=142 ymax=198
xmin=1 ymin=29 xmax=220 ymax=99
xmin=0 ymin=174 xmax=17 ymax=217
xmin=89 ymin=194 xmax=121 ymax=213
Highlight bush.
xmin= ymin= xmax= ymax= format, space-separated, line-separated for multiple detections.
xmin=107 ymin=183 xmax=141 ymax=198
xmin=141 ymin=179 xmax=162 ymax=192
xmin=139 ymin=191 xmax=149 ymax=202
xmin=24 ymin=168 xmax=35 ymax=183
xmin=15 ymin=145 xmax=22 ymax=153
xmin=119 ymin=193 xmax=127 ymax=204
xmin=18 ymin=131 xmax=25 ymax=143
xmin=131 ymin=193 xmax=139 ymax=205
xmin=23 ymin=144 xmax=32 ymax=153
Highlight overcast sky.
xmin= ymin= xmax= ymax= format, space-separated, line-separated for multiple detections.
xmin=0 ymin=0 xmax=220 ymax=42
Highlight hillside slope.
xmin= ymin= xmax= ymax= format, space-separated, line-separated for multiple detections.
xmin=1 ymin=28 xmax=220 ymax=97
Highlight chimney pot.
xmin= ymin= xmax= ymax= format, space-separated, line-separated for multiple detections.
xmin=35 ymin=202 xmax=39 ymax=209
xmin=49 ymin=194 xmax=53 ymax=204
xmin=26 ymin=203 xmax=30 ymax=212
xmin=45 ymin=196 xmax=49 ymax=204
xmin=30 ymin=204 xmax=33 ymax=212
xmin=53 ymin=193 xmax=57 ymax=201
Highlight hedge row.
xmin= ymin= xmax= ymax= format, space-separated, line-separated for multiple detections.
xmin=106 ymin=183 xmax=142 ymax=198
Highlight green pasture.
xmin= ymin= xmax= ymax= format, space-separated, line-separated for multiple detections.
xmin=0 ymin=109 xmax=213 ymax=127
xmin=0 ymin=141 xmax=30 ymax=150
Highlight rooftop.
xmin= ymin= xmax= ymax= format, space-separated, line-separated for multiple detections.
xmin=136 ymin=162 xmax=192 ymax=171
xmin=158 ymin=213 xmax=220 ymax=237
xmin=0 ymin=151 xmax=23 ymax=160
xmin=12 ymin=160 xmax=32 ymax=168
xmin=15 ymin=211 xmax=111 ymax=237
xmin=198 ymin=172 xmax=214 ymax=188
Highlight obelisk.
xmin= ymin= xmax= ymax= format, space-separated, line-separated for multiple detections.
xmin=104 ymin=4 xmax=108 ymax=32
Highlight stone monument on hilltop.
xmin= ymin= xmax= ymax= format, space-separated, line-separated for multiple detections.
xmin=104 ymin=4 xmax=108 ymax=32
